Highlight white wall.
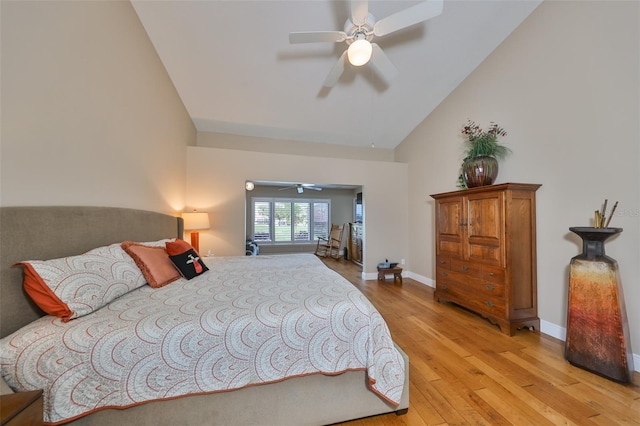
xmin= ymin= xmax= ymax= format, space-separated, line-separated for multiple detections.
xmin=396 ymin=0 xmax=639 ymax=363
xmin=1 ymin=0 xmax=195 ymax=213
xmin=186 ymin=145 xmax=408 ymax=274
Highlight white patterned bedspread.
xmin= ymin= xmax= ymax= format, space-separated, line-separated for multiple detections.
xmin=0 ymin=254 xmax=405 ymax=424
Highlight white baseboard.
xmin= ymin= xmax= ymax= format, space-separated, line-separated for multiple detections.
xmin=405 ymin=271 xmax=435 ymax=287
xmin=362 ymin=269 xmax=435 ymax=287
xmin=540 ymin=319 xmax=567 ymax=341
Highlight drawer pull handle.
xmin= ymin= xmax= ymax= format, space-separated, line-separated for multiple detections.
xmin=440 ymin=260 xmax=446 ymax=264
xmin=441 ymin=271 xmax=448 ymax=276
xmin=441 ymin=284 xmax=448 ymax=290
xmin=485 ymin=301 xmax=495 ymax=307
xmin=461 ymin=265 xmax=468 ymax=271
xmin=486 ymin=284 xmax=495 ymax=291
xmin=489 ymin=272 xmax=495 ymax=276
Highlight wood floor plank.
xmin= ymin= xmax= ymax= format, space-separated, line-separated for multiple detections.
xmin=521 ymin=342 xmax=640 ymax=412
xmin=465 ymin=355 xmax=581 ymax=426
xmin=473 ymin=386 xmax=555 ymax=426
xmin=412 ymin=378 xmax=468 ymax=425
xmin=564 ymin=382 xmax=640 ymax=424
xmin=427 ymin=378 xmax=502 ymax=426
xmin=403 ymin=315 xmax=473 ymax=359
xmin=319 ymin=259 xmax=640 ymax=426
xmin=499 ymin=350 xmax=582 ymax=388
xmin=468 ymin=346 xmax=603 ymax=423
xmin=405 ymin=381 xmax=448 ymax=425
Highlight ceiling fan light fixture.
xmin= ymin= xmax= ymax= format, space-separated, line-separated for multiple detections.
xmin=347 ymin=38 xmax=372 ymax=66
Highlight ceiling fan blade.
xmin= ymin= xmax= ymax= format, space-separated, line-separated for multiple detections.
xmin=306 ymin=186 xmax=323 ymax=191
xmin=323 ymin=50 xmax=348 ymax=87
xmin=373 ymin=0 xmax=443 ymax=37
xmin=289 ymin=31 xmax=347 ymax=44
xmin=350 ymin=0 xmax=369 ymax=26
xmin=369 ymin=43 xmax=398 ymax=84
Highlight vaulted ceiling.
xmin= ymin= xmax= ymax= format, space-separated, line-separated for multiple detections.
xmin=132 ymin=0 xmax=541 ymax=150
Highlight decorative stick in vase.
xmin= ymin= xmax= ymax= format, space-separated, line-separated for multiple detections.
xmin=605 ymin=201 xmax=618 ymax=228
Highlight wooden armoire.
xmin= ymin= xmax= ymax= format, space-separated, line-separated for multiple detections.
xmin=430 ymin=183 xmax=541 ymax=335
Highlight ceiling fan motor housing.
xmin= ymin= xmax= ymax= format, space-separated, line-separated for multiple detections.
xmin=344 ymin=12 xmax=376 ymax=45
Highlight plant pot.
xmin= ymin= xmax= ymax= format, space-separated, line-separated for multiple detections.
xmin=462 ymin=155 xmax=498 ymax=188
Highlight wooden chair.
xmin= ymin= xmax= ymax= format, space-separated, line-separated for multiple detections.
xmin=315 ymin=224 xmax=345 ymax=259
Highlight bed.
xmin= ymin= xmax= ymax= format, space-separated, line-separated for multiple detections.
xmin=0 ymin=206 xmax=409 ymax=425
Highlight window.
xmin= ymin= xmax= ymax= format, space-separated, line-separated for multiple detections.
xmin=251 ymin=198 xmax=330 ymax=244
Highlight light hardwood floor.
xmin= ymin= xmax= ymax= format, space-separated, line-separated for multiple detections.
xmin=320 ymin=258 xmax=640 ymax=426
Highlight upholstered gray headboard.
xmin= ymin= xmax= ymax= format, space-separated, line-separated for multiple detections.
xmin=0 ymin=206 xmax=183 ymax=338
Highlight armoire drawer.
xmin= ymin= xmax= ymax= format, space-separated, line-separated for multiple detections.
xmin=435 ymin=278 xmax=506 ymax=318
xmin=464 ymin=295 xmax=506 ymax=318
xmin=481 ymin=265 xmax=505 ymax=284
xmin=451 ymin=259 xmax=481 ymax=276
xmin=439 ymin=269 xmax=505 ymax=298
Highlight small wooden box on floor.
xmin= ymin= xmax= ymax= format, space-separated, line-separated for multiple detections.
xmin=431 ymin=183 xmax=541 ymax=336
xmin=377 ymin=266 xmax=403 ymax=283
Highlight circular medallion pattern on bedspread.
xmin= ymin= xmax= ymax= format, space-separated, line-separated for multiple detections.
xmin=0 ymin=254 xmax=405 ymax=424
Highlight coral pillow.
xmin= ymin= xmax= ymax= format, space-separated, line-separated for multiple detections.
xmin=18 ymin=243 xmax=147 ymax=321
xmin=121 ymin=242 xmax=181 ymax=289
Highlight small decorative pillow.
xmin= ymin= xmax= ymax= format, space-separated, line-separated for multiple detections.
xmin=166 ymin=240 xmax=208 ymax=279
xmin=18 ymin=243 xmax=147 ymax=321
xmin=121 ymin=242 xmax=181 ymax=288
xmin=169 ymin=249 xmax=209 ymax=279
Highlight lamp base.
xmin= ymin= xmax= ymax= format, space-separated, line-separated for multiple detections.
xmin=190 ymin=231 xmax=200 ymax=253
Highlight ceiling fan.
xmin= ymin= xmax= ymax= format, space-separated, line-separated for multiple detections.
xmin=278 ymin=184 xmax=323 ymax=194
xmin=289 ymin=0 xmax=444 ymax=87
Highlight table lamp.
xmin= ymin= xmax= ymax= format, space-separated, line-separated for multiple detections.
xmin=182 ymin=210 xmax=210 ymax=253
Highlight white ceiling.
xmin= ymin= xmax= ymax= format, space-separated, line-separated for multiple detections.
xmin=132 ymin=0 xmax=541 ymax=150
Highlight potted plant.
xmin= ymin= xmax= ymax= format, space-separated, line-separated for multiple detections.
xmin=457 ymin=120 xmax=511 ymax=188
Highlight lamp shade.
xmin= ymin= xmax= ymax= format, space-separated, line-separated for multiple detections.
xmin=347 ymin=39 xmax=372 ymax=66
xmin=182 ymin=211 xmax=210 ymax=230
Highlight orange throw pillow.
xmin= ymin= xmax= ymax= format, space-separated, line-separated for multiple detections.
xmin=165 ymin=239 xmax=196 ymax=256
